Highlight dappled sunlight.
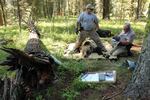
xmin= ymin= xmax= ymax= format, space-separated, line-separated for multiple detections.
xmin=0 ymin=17 xmax=147 ymax=100
xmin=42 ymin=38 xmax=66 ymax=55
xmin=0 ymin=19 xmax=146 ymax=58
xmin=0 ymin=19 xmax=146 ymax=56
xmin=15 ymin=31 xmax=28 ymax=49
xmin=38 ymin=19 xmax=76 ymax=28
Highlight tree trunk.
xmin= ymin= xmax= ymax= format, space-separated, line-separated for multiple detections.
xmin=136 ymin=0 xmax=142 ymax=20
xmin=124 ymin=5 xmax=150 ymax=98
xmin=43 ymin=0 xmax=46 ymax=18
xmin=0 ymin=12 xmax=3 ymax=25
xmin=102 ymin=0 xmax=110 ymax=19
xmin=145 ymin=4 xmax=150 ymax=33
xmin=0 ymin=0 xmax=6 ymax=26
xmin=79 ymin=0 xmax=84 ymax=13
xmin=47 ymin=1 xmax=53 ymax=19
xmin=124 ymin=4 xmax=150 ymax=100
xmin=17 ymin=0 xmax=21 ymax=33
xmin=130 ymin=0 xmax=135 ymax=19
xmin=95 ymin=0 xmax=101 ymax=16
xmin=124 ymin=34 xmax=150 ymax=99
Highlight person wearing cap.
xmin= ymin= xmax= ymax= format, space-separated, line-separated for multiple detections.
xmin=109 ymin=22 xmax=135 ymax=59
xmin=73 ymin=4 xmax=106 ymax=53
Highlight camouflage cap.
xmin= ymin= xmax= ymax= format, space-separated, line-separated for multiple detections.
xmin=124 ymin=21 xmax=131 ymax=27
xmin=86 ymin=4 xmax=94 ymax=10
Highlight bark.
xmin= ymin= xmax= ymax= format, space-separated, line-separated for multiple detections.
xmin=47 ymin=1 xmax=53 ymax=18
xmin=17 ymin=0 xmax=21 ymax=33
xmin=130 ymin=0 xmax=135 ymax=18
xmin=43 ymin=0 xmax=46 ymax=18
xmin=0 ymin=0 xmax=6 ymax=26
xmin=0 ymin=12 xmax=3 ymax=25
xmin=102 ymin=0 xmax=110 ymax=19
xmin=136 ymin=0 xmax=142 ymax=20
xmin=80 ymin=0 xmax=84 ymax=12
xmin=124 ymin=33 xmax=150 ymax=99
xmin=3 ymin=77 xmax=10 ymax=100
xmin=95 ymin=0 xmax=101 ymax=16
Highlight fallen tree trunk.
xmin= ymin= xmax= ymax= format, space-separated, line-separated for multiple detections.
xmin=0 ymin=19 xmax=60 ymax=99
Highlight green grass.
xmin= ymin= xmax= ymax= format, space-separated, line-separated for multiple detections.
xmin=0 ymin=17 xmax=146 ymax=100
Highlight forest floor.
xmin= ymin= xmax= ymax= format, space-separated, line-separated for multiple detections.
xmin=0 ymin=18 xmax=145 ymax=100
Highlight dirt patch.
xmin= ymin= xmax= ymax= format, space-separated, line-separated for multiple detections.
xmin=76 ymin=77 xmax=131 ymax=100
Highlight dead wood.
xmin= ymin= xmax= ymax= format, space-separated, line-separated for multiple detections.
xmin=0 ymin=20 xmax=60 ymax=100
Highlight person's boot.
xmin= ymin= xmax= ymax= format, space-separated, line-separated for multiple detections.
xmin=109 ymin=55 xmax=118 ymax=60
xmin=127 ymin=51 xmax=133 ymax=56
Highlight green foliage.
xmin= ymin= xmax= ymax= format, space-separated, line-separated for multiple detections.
xmin=62 ymin=89 xmax=79 ymax=100
xmin=46 ymin=87 xmax=53 ymax=97
xmin=145 ymin=4 xmax=150 ymax=35
xmin=62 ymin=60 xmax=86 ymax=75
xmin=0 ymin=67 xmax=7 ymax=77
xmin=36 ymin=95 xmax=43 ymax=100
xmin=72 ymin=78 xmax=89 ymax=91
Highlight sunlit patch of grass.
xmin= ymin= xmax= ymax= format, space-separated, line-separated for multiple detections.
xmin=62 ymin=60 xmax=86 ymax=75
xmin=14 ymin=30 xmax=28 ymax=49
xmin=101 ymin=20 xmax=146 ymax=35
xmin=56 ymin=33 xmax=76 ymax=43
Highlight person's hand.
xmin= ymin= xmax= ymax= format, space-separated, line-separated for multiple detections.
xmin=112 ymin=36 xmax=120 ymax=41
xmin=74 ymin=28 xmax=79 ymax=34
xmin=119 ymin=41 xmax=129 ymax=46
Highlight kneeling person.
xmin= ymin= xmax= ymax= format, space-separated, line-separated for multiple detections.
xmin=109 ymin=22 xmax=135 ymax=59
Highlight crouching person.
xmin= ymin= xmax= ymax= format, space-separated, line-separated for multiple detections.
xmin=109 ymin=22 xmax=135 ymax=59
xmin=73 ymin=4 xmax=106 ymax=54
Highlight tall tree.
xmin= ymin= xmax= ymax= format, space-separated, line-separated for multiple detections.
xmin=79 ymin=0 xmax=84 ymax=13
xmin=136 ymin=0 xmax=142 ymax=19
xmin=130 ymin=0 xmax=135 ymax=18
xmin=95 ymin=0 xmax=102 ymax=16
xmin=124 ymin=4 xmax=150 ymax=99
xmin=0 ymin=12 xmax=3 ymax=25
xmin=17 ymin=0 xmax=21 ymax=33
xmin=0 ymin=0 xmax=6 ymax=26
xmin=145 ymin=3 xmax=150 ymax=33
xmin=102 ymin=0 xmax=110 ymax=19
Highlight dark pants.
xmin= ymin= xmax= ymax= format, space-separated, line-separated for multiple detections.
xmin=126 ymin=44 xmax=133 ymax=56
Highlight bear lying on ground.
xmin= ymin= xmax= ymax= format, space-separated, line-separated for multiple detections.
xmin=80 ymin=38 xmax=103 ymax=58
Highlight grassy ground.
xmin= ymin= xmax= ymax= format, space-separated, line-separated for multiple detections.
xmin=0 ymin=17 xmax=146 ymax=100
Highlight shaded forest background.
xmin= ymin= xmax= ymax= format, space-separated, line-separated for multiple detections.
xmin=0 ymin=0 xmax=149 ymax=26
